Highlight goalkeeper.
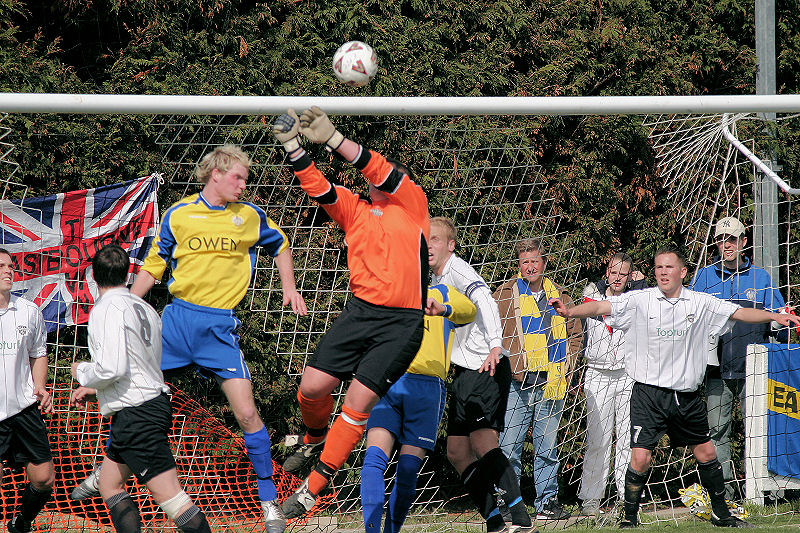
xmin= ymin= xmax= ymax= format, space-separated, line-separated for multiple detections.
xmin=273 ymin=107 xmax=430 ymax=519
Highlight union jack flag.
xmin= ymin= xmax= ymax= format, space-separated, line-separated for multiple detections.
xmin=0 ymin=175 xmax=160 ymax=331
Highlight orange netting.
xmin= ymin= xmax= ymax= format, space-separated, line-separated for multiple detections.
xmin=1 ymin=385 xmax=335 ymax=531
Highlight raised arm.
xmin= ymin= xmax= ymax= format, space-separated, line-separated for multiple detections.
xmin=297 ymin=107 xmax=427 ymax=217
xmin=273 ymin=110 xmax=359 ymax=227
xmin=426 ymin=284 xmax=477 ymax=324
xmin=551 ymin=297 xmax=612 ymax=319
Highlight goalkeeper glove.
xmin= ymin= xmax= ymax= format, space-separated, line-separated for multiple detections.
xmin=272 ymin=109 xmax=302 ymax=153
xmin=299 ymin=106 xmax=345 ymax=151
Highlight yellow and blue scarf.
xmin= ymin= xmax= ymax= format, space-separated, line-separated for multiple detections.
xmin=514 ymin=275 xmax=568 ymax=400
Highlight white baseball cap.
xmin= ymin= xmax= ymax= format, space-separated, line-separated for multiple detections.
xmin=714 ymin=216 xmax=746 ymax=238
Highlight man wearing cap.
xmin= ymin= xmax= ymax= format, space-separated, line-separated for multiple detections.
xmin=690 ymin=216 xmax=788 ymax=499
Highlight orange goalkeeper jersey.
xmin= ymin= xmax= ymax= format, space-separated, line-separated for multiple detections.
xmin=293 ymin=147 xmax=429 ymax=309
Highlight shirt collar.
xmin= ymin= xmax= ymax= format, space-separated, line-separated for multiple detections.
xmin=441 ymin=253 xmax=456 ymax=276
xmin=0 ymin=294 xmax=19 ymax=315
xmin=198 ymin=192 xmax=228 ymax=211
xmin=656 ymin=285 xmax=690 ymax=301
xmin=96 ymin=287 xmax=130 ymax=303
xmin=1 ymin=294 xmax=19 ymax=312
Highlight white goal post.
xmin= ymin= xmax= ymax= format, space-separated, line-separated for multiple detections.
xmin=3 ymin=93 xmax=800 ymax=116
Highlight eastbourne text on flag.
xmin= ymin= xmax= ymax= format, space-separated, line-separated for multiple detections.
xmin=0 ymin=175 xmax=160 ymax=331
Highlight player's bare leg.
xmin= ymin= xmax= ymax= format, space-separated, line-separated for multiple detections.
xmin=221 ymin=378 xmax=285 ymax=533
xmin=146 ymin=470 xmax=211 ymax=533
xmin=98 ymin=458 xmax=142 ymax=533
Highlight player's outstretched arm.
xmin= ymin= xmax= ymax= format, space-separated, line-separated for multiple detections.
xmin=131 ymin=270 xmax=157 ymax=298
xmin=732 ymin=307 xmax=800 ymax=328
xmin=274 ymin=248 xmax=308 ymax=316
xmin=550 ymin=298 xmax=611 ymax=319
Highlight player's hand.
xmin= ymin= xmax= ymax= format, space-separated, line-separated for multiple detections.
xmin=630 ymin=270 xmax=645 ymax=282
xmin=34 ymin=385 xmax=54 ymax=415
xmin=272 ymin=109 xmax=302 ymax=153
xmin=479 ymin=347 xmax=502 ymax=376
xmin=69 ymin=387 xmax=96 ymax=409
xmin=70 ymin=361 xmax=82 ymax=379
xmin=424 ymin=297 xmax=447 ymax=316
xmin=299 ymin=106 xmax=345 ymax=151
xmin=776 ymin=311 xmax=800 ymax=329
xmin=283 ymin=289 xmax=308 ymax=316
xmin=549 ymin=298 xmax=570 ymax=318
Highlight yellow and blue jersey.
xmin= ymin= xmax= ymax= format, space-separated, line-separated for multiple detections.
xmin=406 ymin=284 xmax=476 ymax=379
xmin=142 ymin=193 xmax=289 ymax=309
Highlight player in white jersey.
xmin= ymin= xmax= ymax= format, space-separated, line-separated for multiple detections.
xmin=0 ymin=248 xmax=55 ymax=533
xmin=552 ymin=246 xmax=799 ymax=528
xmin=428 ymin=218 xmax=534 ymax=533
xmin=69 ymin=245 xmax=212 ymax=533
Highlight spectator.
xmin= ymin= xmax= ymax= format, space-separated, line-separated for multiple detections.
xmin=494 ymin=239 xmax=582 ymax=521
xmin=691 ymin=216 xmax=787 ymax=499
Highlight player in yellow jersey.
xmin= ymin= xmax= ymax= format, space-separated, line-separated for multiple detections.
xmin=130 ymin=145 xmax=307 ymax=533
xmin=360 ymin=284 xmax=476 ymax=533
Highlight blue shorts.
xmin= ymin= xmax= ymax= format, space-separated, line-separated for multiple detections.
xmin=161 ymin=298 xmax=251 ymax=380
xmin=366 ymin=373 xmax=446 ymax=451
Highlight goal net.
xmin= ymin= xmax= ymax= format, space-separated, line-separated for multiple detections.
xmin=0 ymin=102 xmax=798 ymax=532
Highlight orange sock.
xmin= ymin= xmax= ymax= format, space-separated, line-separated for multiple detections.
xmin=307 ymin=405 xmax=369 ymax=495
xmin=297 ymin=389 xmax=334 ymax=444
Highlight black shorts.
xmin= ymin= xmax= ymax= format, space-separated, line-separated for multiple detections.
xmin=308 ymin=296 xmax=424 ymax=398
xmin=629 ymin=381 xmax=711 ymax=450
xmin=107 ymin=393 xmax=176 ymax=484
xmin=447 ymin=357 xmax=512 ymax=436
xmin=0 ymin=403 xmax=52 ymax=467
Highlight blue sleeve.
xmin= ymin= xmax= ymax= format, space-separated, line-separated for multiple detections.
xmin=251 ymin=204 xmax=289 ymax=257
xmin=689 ymin=267 xmax=707 ymax=292
xmin=758 ymin=270 xmax=788 ymax=342
xmin=760 ymin=272 xmax=786 ymax=311
xmin=141 ymin=206 xmax=179 ymax=278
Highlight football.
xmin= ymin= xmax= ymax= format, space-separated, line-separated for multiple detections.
xmin=332 ymin=41 xmax=378 ymax=87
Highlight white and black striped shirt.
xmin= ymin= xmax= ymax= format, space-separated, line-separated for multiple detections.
xmin=0 ymin=296 xmax=47 ymax=421
xmin=77 ymin=287 xmax=169 ymax=416
xmin=432 ymin=254 xmax=503 ymax=370
xmin=606 ymin=287 xmax=739 ymax=392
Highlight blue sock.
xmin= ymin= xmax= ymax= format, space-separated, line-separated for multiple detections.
xmin=243 ymin=427 xmax=276 ymax=501
xmin=361 ymin=446 xmax=389 ymax=533
xmin=385 ymin=454 xmax=423 ymax=533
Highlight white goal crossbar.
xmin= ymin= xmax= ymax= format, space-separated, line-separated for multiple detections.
xmin=2 ymin=93 xmax=800 ymax=115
